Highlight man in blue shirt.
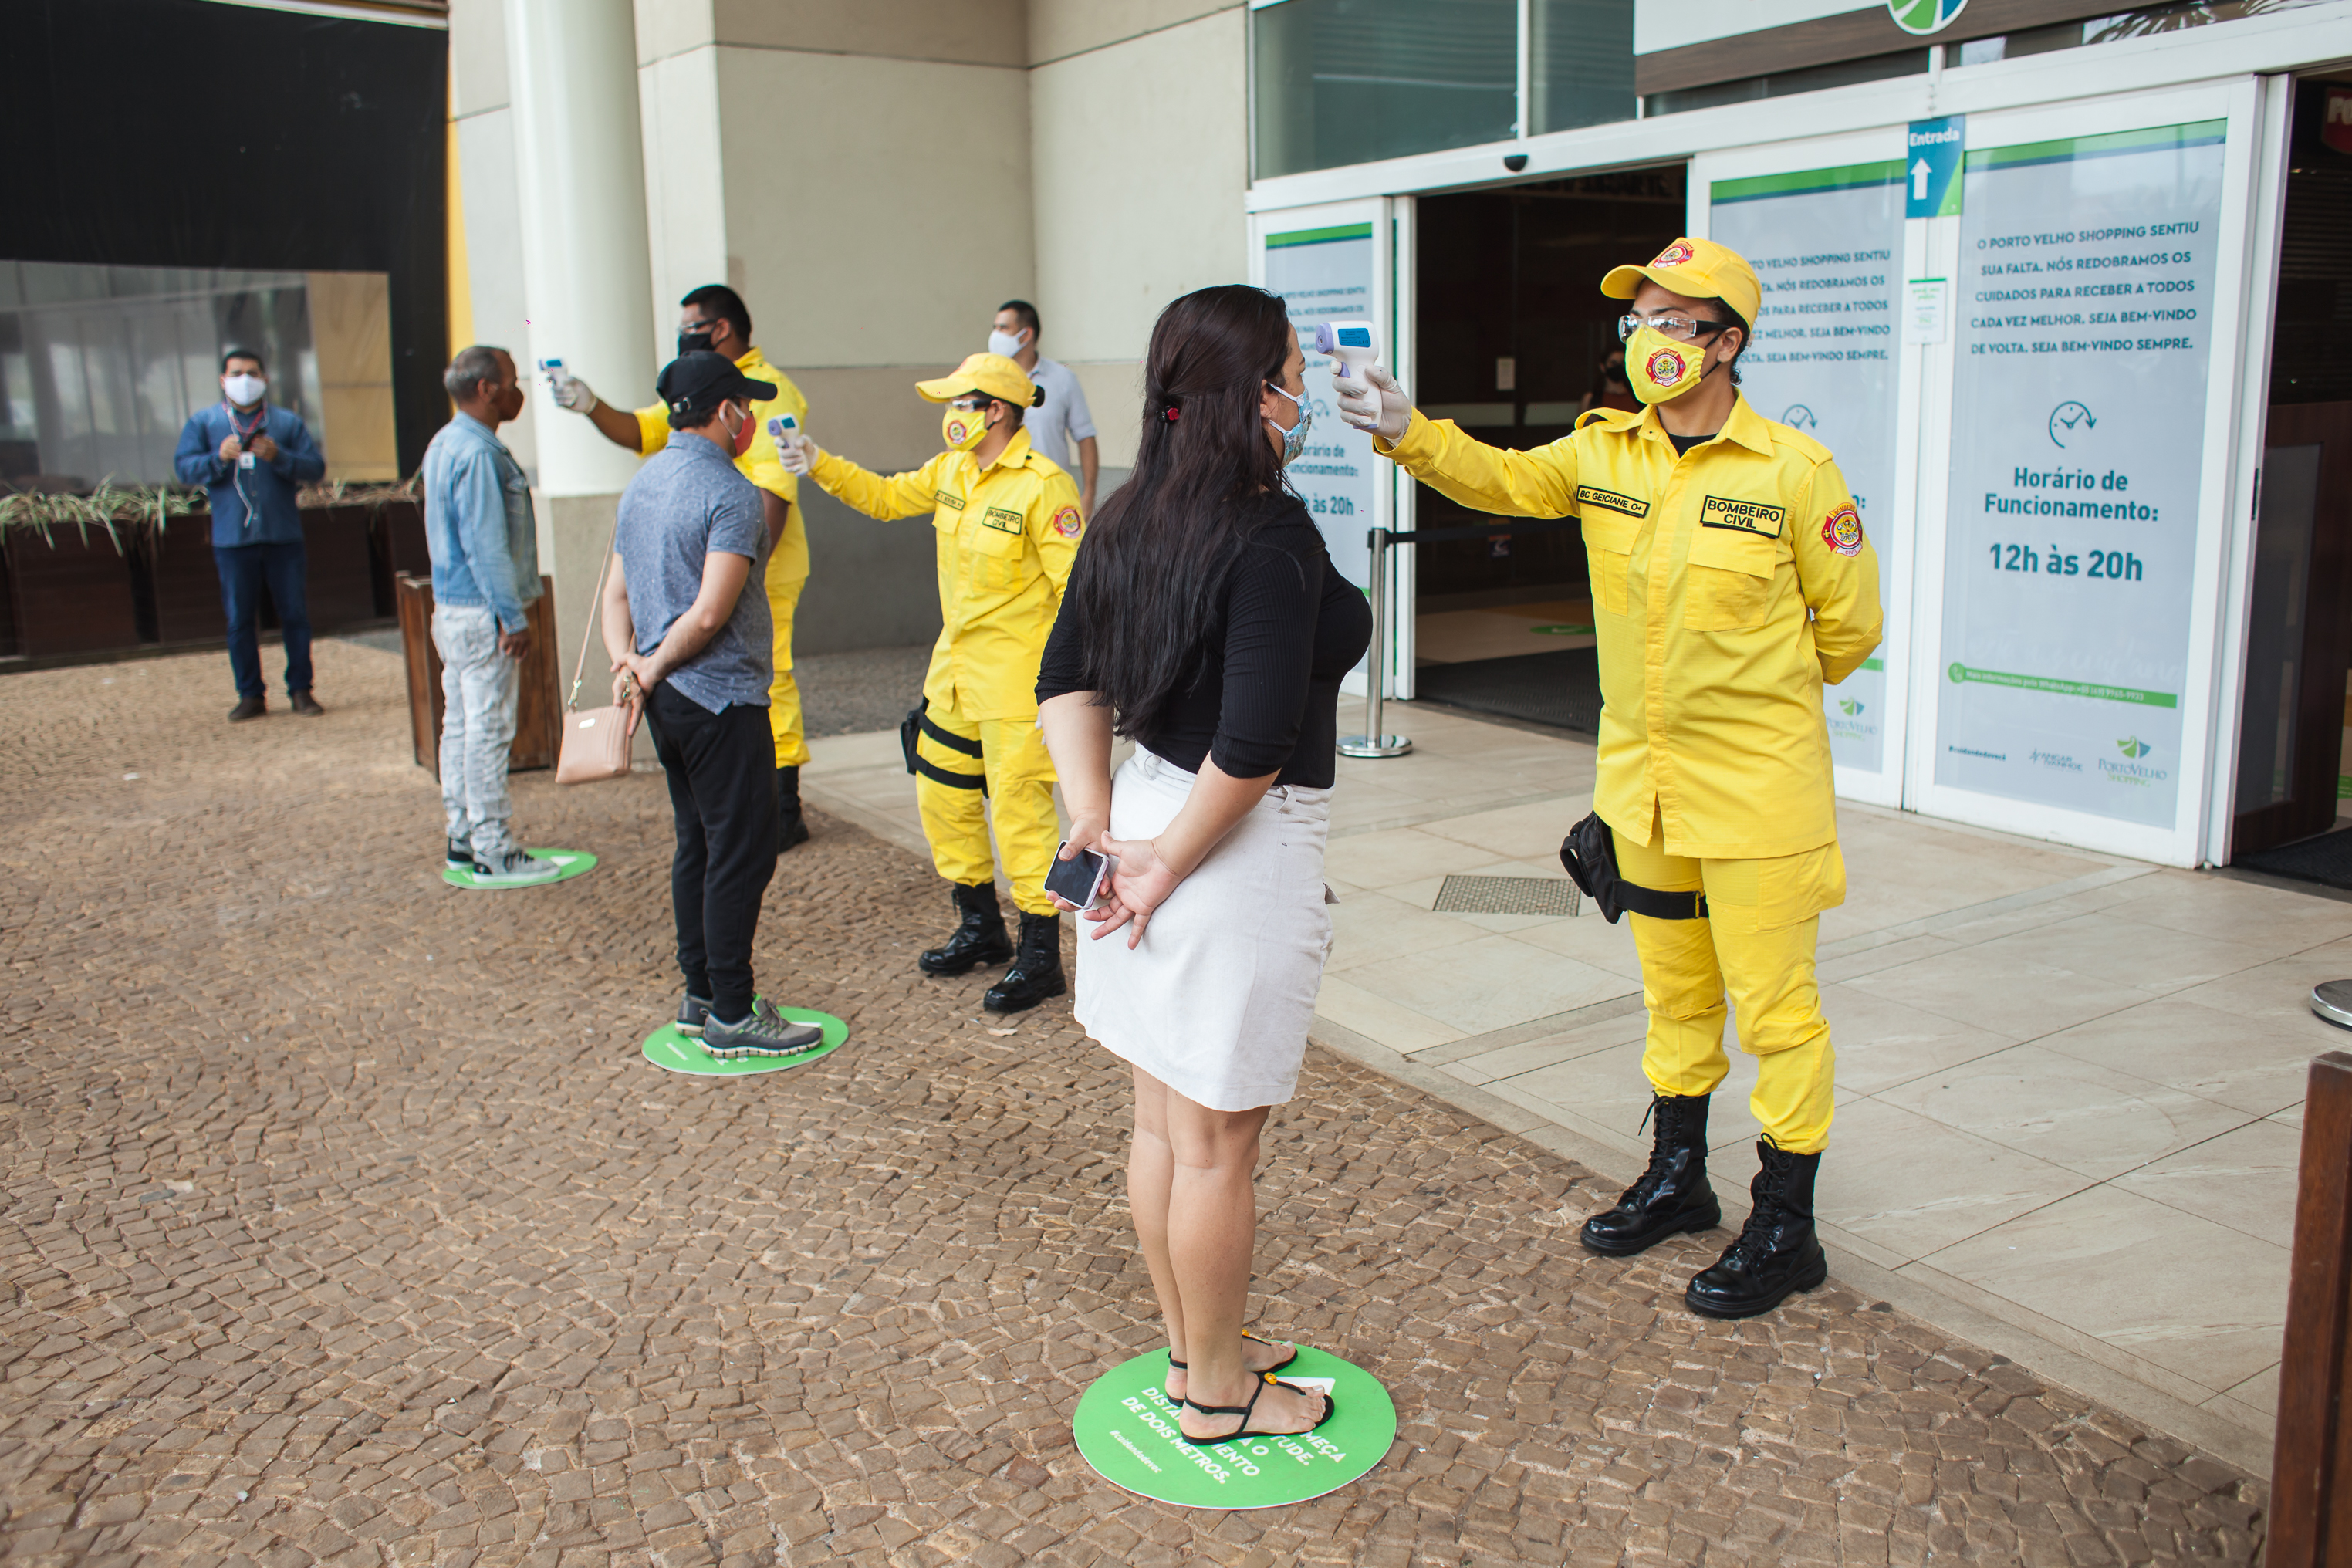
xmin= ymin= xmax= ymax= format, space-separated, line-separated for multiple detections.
xmin=420 ymin=346 xmax=558 ymax=887
xmin=172 ymin=348 xmax=329 ymax=721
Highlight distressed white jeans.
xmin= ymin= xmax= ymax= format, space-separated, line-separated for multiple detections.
xmin=433 ymin=603 xmax=521 ymax=857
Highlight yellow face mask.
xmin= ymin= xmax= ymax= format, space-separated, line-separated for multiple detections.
xmin=1624 ymin=326 xmax=1712 ymax=405
xmin=941 ymin=400 xmax=992 ymax=451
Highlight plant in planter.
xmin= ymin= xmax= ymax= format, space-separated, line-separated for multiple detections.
xmin=0 ymin=485 xmax=160 ymax=657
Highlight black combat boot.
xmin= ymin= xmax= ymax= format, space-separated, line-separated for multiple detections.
xmin=1684 ymin=1139 xmax=1829 ymax=1319
xmin=1580 ymin=1093 xmax=1722 ymax=1255
xmin=776 ymin=765 xmax=811 ymax=852
xmin=984 ymin=911 xmax=1067 ymax=1013
xmin=919 ymin=881 xmax=1012 ymax=975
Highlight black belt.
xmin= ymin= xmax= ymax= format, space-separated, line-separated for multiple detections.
xmin=1557 ymin=813 xmax=1707 ymax=924
xmin=901 ymin=699 xmax=987 ymax=794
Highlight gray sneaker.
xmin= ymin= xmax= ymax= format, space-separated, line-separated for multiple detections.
xmin=470 ymin=847 xmax=561 ymax=886
xmin=675 ymin=992 xmax=714 ymax=1039
xmin=702 ymin=999 xmax=826 ymax=1060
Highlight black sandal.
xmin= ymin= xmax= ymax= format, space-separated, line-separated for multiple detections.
xmin=1168 ymin=1330 xmax=1297 ymax=1378
xmin=1180 ymin=1372 xmax=1337 ymax=1446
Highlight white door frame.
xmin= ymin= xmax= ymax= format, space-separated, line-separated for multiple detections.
xmin=1249 ymin=196 xmax=1400 ymax=698
xmin=1691 ymin=125 xmax=1916 ymax=810
xmin=1901 ymin=76 xmax=2264 ymax=867
xmin=2202 ymin=73 xmax=2296 ymax=865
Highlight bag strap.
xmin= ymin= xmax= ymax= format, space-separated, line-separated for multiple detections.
xmin=566 ymin=506 xmax=625 ymax=711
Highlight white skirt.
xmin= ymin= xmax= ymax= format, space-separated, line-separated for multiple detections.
xmin=1076 ymin=749 xmax=1335 ymax=1111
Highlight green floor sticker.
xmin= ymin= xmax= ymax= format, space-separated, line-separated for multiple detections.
xmin=1072 ymin=1344 xmax=1394 ymax=1509
xmin=640 ymin=1005 xmax=848 ymax=1076
xmin=442 ymin=847 xmax=598 ymax=890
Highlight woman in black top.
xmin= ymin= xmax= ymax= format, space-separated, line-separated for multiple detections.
xmin=1037 ymin=285 xmax=1370 ymax=1446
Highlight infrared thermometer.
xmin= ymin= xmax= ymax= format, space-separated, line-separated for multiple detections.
xmin=765 ymin=412 xmax=799 ymax=442
xmin=1316 ymin=320 xmax=1380 ymax=400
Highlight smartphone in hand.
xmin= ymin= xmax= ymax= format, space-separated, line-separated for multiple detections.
xmin=1044 ymin=841 xmax=1116 ymax=911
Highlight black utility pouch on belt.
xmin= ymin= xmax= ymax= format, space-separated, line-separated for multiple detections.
xmin=1558 ymin=812 xmax=1708 ymax=924
xmin=901 ymin=698 xmax=989 ymax=796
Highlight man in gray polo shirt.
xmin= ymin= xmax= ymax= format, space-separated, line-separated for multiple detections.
xmin=991 ymin=299 xmax=1098 ymax=515
xmin=603 ymin=351 xmax=824 ymax=1060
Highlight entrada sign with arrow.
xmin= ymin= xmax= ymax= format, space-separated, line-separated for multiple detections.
xmin=1906 ymin=115 xmax=1965 ymax=219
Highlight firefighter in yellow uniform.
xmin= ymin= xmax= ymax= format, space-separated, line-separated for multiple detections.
xmin=1339 ymin=237 xmax=1882 ymax=1319
xmin=544 ymin=284 xmax=816 ymax=850
xmin=779 ymin=353 xmax=1083 ymax=1014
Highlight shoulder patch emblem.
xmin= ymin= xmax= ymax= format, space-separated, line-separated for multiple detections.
xmin=1699 ymin=495 xmax=1786 ymax=538
xmin=981 ymin=506 xmax=1025 ymax=535
xmin=1823 ymin=503 xmax=1864 ymax=556
xmin=1573 ymin=485 xmax=1648 ymax=519
xmin=934 ymin=488 xmax=965 ymax=511
xmin=1051 ymin=505 xmax=1083 ymax=539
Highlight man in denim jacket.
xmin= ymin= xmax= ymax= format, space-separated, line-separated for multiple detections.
xmin=421 ymin=346 xmax=557 ymax=886
xmin=172 ymin=347 xmax=328 ymax=721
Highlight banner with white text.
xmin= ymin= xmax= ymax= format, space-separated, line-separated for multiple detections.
xmin=1933 ymin=120 xmax=2225 ymax=826
xmin=1711 ymin=160 xmax=1905 ymax=777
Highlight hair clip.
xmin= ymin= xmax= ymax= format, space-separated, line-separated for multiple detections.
xmin=1162 ymin=405 xmax=1181 ymax=422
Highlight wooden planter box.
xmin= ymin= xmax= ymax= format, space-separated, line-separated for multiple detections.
xmin=302 ymin=504 xmax=379 ymax=632
xmin=394 ymin=572 xmax=563 ymax=776
xmin=379 ymin=498 xmax=429 ymax=580
xmin=149 ymin=512 xmax=226 ymax=644
xmin=6 ymin=526 xmax=140 ymax=656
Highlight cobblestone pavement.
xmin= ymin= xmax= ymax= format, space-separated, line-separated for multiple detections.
xmin=1 ymin=646 xmax=2269 ymax=1566
xmin=792 ymin=645 xmax=934 ymax=740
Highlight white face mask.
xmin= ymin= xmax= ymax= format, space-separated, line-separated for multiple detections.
xmin=223 ymin=373 xmax=265 ymax=407
xmin=988 ymin=329 xmax=1026 ymax=360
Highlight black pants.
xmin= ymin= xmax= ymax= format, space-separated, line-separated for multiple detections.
xmin=646 ymin=684 xmax=777 ymax=1019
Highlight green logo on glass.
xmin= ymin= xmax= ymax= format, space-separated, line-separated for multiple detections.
xmin=1890 ymin=0 xmax=1968 ymax=34
xmin=2117 ymin=735 xmax=2153 ymax=759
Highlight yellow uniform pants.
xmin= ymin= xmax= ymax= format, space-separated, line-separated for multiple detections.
xmin=913 ymin=691 xmax=1059 ymax=917
xmin=766 ymin=569 xmax=809 ymax=769
xmin=1614 ymin=811 xmax=1844 ymax=1154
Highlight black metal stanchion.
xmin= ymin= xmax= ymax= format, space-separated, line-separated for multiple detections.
xmin=1339 ymin=525 xmax=1411 ymax=759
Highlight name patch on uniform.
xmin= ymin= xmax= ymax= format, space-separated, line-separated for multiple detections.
xmin=934 ymin=489 xmax=965 ymax=511
xmin=1699 ymin=495 xmax=1786 ymax=537
xmin=982 ymin=506 xmax=1025 ymax=535
xmin=1574 ymin=485 xmax=1648 ymax=519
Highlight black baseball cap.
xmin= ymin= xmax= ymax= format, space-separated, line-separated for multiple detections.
xmin=657 ymin=351 xmax=776 ymax=427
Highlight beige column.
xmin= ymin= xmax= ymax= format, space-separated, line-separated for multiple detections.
xmin=503 ymin=0 xmax=655 ymax=672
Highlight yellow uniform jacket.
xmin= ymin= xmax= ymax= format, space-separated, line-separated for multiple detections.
xmin=634 ymin=346 xmax=813 ymax=584
xmin=1381 ymin=395 xmax=1881 ymax=860
xmin=809 ymin=429 xmax=1083 ymax=721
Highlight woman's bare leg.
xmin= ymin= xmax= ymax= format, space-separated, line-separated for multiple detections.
xmin=1161 ymin=1085 xmax=1322 ymax=1438
xmin=1129 ymin=1068 xmax=1185 ymax=1370
xmin=1132 ymin=1069 xmax=1292 ymax=1402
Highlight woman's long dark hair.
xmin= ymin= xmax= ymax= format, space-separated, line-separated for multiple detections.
xmin=1068 ymin=284 xmax=1293 ymax=738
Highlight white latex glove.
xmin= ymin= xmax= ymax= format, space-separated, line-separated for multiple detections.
xmin=775 ymin=430 xmax=821 ymax=477
xmin=1335 ymin=360 xmax=1414 ymax=444
xmin=546 ymin=366 xmax=596 ymax=413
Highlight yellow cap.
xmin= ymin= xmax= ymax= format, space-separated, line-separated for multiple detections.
xmin=1601 ymin=237 xmax=1762 ymax=329
xmin=915 ymin=352 xmax=1043 ymax=409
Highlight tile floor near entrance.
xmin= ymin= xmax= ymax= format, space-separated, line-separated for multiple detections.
xmin=803 ymin=697 xmax=2352 ymax=1476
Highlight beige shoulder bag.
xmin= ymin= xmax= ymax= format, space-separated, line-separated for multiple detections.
xmin=556 ymin=513 xmax=636 ymax=785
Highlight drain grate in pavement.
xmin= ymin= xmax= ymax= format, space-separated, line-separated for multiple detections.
xmin=1432 ymin=874 xmax=1581 ymax=917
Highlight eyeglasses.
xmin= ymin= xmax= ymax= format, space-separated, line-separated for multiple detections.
xmin=1617 ymin=313 xmax=1734 ymax=344
xmin=948 ymin=396 xmax=991 ymax=411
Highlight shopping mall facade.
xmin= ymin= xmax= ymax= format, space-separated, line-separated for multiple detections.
xmin=77 ymin=0 xmax=2340 ymax=872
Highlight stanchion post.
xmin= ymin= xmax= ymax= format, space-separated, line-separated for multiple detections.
xmin=1339 ymin=525 xmax=1411 ymax=759
xmin=2271 ymin=1049 xmax=2352 ymax=1566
